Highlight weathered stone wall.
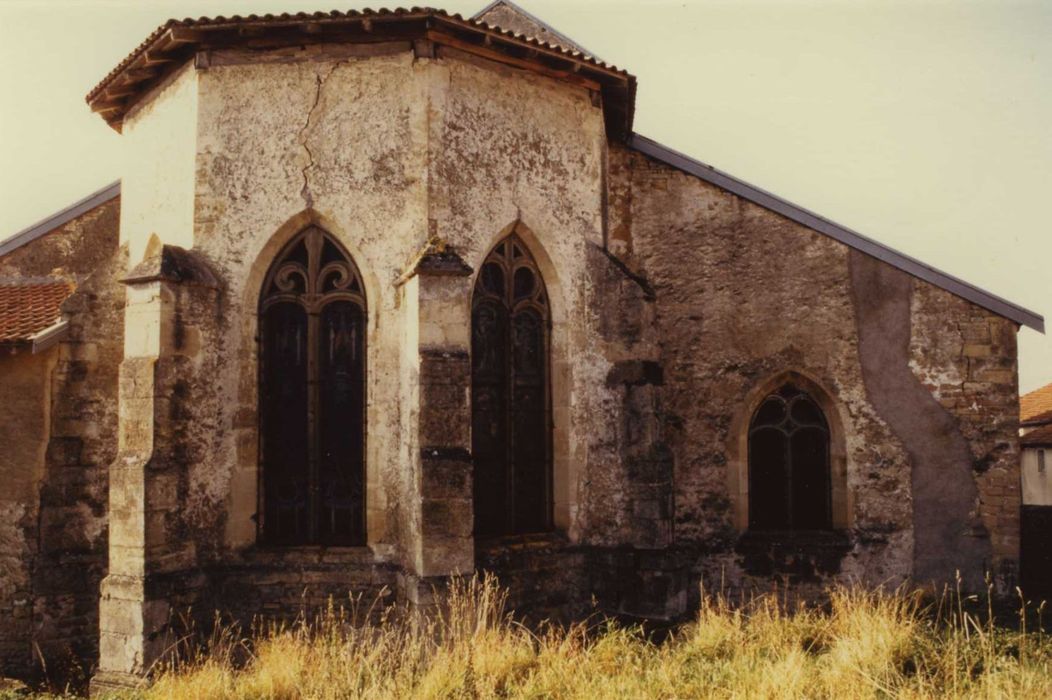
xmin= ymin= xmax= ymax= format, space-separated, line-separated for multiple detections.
xmin=192 ymin=48 xmax=427 ymax=579
xmin=427 ymin=48 xmax=609 ymax=539
xmin=182 ymin=42 xmax=611 ymax=613
xmin=908 ymin=278 xmax=1021 ymax=583
xmin=0 ymin=350 xmax=54 ymax=673
xmin=207 ymin=549 xmax=399 ymax=625
xmin=602 ymin=143 xmax=1020 ymax=603
xmin=0 ymin=197 xmax=123 ymax=678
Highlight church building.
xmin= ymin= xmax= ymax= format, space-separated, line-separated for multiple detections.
xmin=0 ymin=2 xmax=1042 ymax=689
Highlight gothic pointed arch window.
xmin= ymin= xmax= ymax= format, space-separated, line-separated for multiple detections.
xmin=259 ymin=227 xmax=366 ymax=545
xmin=471 ymin=234 xmax=552 ymax=536
xmin=748 ymin=384 xmax=832 ymax=531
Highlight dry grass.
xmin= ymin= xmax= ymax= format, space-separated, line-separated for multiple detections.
xmin=63 ymin=576 xmax=1052 ymax=699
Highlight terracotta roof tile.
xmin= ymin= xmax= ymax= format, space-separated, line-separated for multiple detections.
xmin=1022 ymin=423 xmax=1052 ymax=447
xmin=85 ymin=7 xmax=635 ymax=136
xmin=0 ymin=282 xmax=74 ymax=344
xmin=1022 ymin=382 xmax=1052 ymax=425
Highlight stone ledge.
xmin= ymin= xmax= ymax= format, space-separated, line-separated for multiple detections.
xmin=89 ymin=669 xmax=146 ymax=697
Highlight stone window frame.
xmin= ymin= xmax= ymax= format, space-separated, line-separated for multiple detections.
xmin=727 ymin=370 xmax=851 ymax=533
xmin=232 ymin=210 xmax=385 ymax=550
xmin=257 ymin=226 xmax=368 ymax=546
xmin=469 ymin=220 xmax=575 ymax=534
xmin=471 ymin=232 xmax=553 ymax=536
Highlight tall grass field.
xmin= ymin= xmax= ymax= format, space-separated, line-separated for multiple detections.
xmin=15 ymin=575 xmax=1052 ymax=699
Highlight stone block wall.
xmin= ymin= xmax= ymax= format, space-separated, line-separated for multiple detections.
xmin=208 ymin=549 xmax=399 ymax=627
xmin=0 ymin=198 xmax=123 ymax=680
xmin=596 ymin=142 xmax=1021 ymax=599
xmin=909 ymin=279 xmax=1022 ymax=583
xmin=0 ymin=350 xmax=54 ymax=673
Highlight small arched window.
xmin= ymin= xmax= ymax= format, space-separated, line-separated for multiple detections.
xmin=748 ymin=384 xmax=831 ymax=531
xmin=471 ymin=234 xmax=552 ymax=536
xmin=259 ymin=227 xmax=366 ymax=545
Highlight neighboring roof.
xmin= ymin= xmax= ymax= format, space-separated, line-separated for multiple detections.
xmin=1022 ymin=383 xmax=1052 ymax=425
xmin=85 ymin=6 xmax=635 ymax=139
xmin=0 ymin=181 xmax=120 ymax=259
xmin=628 ymin=134 xmax=1045 ymax=333
xmin=1022 ymin=423 xmax=1052 ymax=447
xmin=0 ymin=281 xmax=74 ymax=345
xmin=472 ymin=0 xmax=601 ymax=61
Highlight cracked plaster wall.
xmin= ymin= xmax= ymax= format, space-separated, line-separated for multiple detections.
xmin=172 ymin=42 xmax=612 ymax=603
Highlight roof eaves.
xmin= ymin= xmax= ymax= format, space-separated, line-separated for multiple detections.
xmin=628 ymin=134 xmax=1045 ymax=333
xmin=86 ymin=8 xmax=633 ymax=134
xmin=0 ymin=181 xmax=120 ymax=259
xmin=30 ymin=319 xmax=70 ymax=354
xmin=1022 ymin=424 xmax=1052 ymax=447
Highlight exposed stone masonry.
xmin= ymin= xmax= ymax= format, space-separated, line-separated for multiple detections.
xmin=0 ymin=198 xmax=123 ymax=680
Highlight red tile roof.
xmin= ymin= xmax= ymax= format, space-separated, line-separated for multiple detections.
xmin=1022 ymin=383 xmax=1052 ymax=426
xmin=85 ymin=7 xmax=635 ymax=136
xmin=0 ymin=282 xmax=74 ymax=344
xmin=1022 ymin=423 xmax=1052 ymax=447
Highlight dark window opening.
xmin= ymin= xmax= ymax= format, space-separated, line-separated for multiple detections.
xmin=748 ymin=384 xmax=832 ymax=531
xmin=259 ymin=227 xmax=366 ymax=545
xmin=471 ymin=235 xmax=552 ymax=536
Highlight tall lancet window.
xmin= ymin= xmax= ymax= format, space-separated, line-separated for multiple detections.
xmin=471 ymin=235 xmax=552 ymax=536
xmin=259 ymin=227 xmax=366 ymax=545
xmin=748 ymin=385 xmax=832 ymax=531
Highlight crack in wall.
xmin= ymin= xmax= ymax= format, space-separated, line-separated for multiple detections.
xmin=298 ymin=62 xmax=346 ymax=208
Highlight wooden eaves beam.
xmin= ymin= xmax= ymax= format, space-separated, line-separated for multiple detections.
xmin=427 ymin=30 xmax=601 ymax=92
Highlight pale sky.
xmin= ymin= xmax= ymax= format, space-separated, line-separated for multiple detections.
xmin=1 ymin=0 xmax=1049 ymax=392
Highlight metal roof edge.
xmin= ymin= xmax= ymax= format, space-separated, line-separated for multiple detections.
xmin=470 ymin=0 xmax=605 ymax=63
xmin=0 ymin=181 xmax=121 ymax=259
xmin=31 ymin=319 xmax=70 ymax=355
xmin=627 ymin=133 xmax=1044 ymax=333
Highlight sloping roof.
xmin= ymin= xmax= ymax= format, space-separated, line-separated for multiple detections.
xmin=85 ymin=6 xmax=635 ymax=138
xmin=0 ymin=181 xmax=120 ymax=259
xmin=1022 ymin=423 xmax=1052 ymax=447
xmin=472 ymin=0 xmax=601 ymax=60
xmin=1022 ymin=383 xmax=1052 ymax=425
xmin=628 ymin=135 xmax=1045 ymax=333
xmin=0 ymin=281 xmax=74 ymax=345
